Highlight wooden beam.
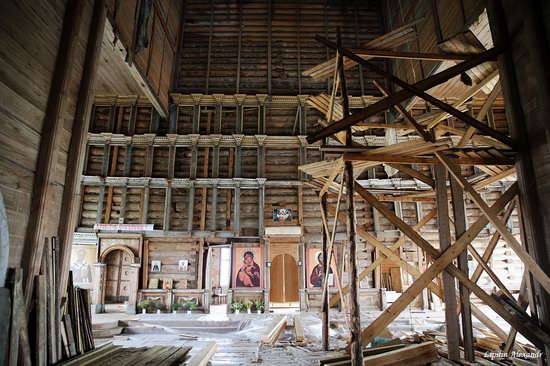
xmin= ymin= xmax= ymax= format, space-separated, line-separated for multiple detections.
xmin=472 ymin=167 xmax=516 ymax=190
xmin=57 ymin=0 xmax=107 ymax=299
xmin=449 ymin=176 xmax=475 ymax=362
xmin=436 ymin=151 xmax=550 ymax=295
xmin=356 ymin=183 xmax=521 ymax=347
xmin=337 ymin=25 xmax=363 ymax=365
xmin=313 ymin=38 xmax=517 ymax=149
xmin=352 ymin=48 xmax=483 ymax=62
xmin=470 ymin=200 xmax=516 ymax=284
xmin=328 ymin=207 xmax=436 ymax=307
xmin=434 ymin=165 xmax=460 ymax=361
xmin=458 ymin=81 xmax=502 ymax=147
xmin=343 ymin=153 xmax=514 ymax=166
xmin=321 ymin=195 xmax=329 ymax=351
xmin=306 ymin=44 xmax=504 ymax=144
xmin=22 ymin=0 xmax=84 ymax=306
xmin=426 ymin=69 xmax=500 ymax=129
xmin=387 ymin=163 xmax=435 ymax=188
xmin=488 ymin=0 xmax=550 ymax=336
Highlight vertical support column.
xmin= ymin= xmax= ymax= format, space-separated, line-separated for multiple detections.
xmin=450 ymin=175 xmax=475 ymax=362
xmin=119 ymin=185 xmax=127 ymax=224
xmin=488 ymin=0 xmax=550 ymax=342
xmin=191 ymin=94 xmax=202 ymax=133
xmin=128 ymin=103 xmax=137 ymax=135
xmin=256 ymin=135 xmax=266 ymax=178
xmin=91 ymin=263 xmax=107 ymax=313
xmin=101 ymin=140 xmax=111 ymax=177
xmin=107 ymin=104 xmax=116 ymax=132
xmin=124 ymin=143 xmax=133 ymax=176
xmin=258 ymin=179 xmax=266 ymax=236
xmin=263 ymin=237 xmax=270 ymax=312
xmin=434 ymin=165 xmax=460 ymax=361
xmin=233 ymin=134 xmax=243 ymax=178
xmin=235 ymin=94 xmax=245 ymax=134
xmin=167 ymin=135 xmax=177 ymax=180
xmin=336 ymin=27 xmax=362 ymax=365
xmin=187 ymin=182 xmax=195 ymax=232
xmin=211 ymin=182 xmax=218 ymax=232
xmin=189 ymin=135 xmax=199 ymax=179
xmin=163 ymin=185 xmax=172 ymax=231
xmin=169 ymin=104 xmax=178 ymax=134
xmin=213 ymin=94 xmax=224 ymax=134
xmin=211 ymin=135 xmax=221 ymax=178
xmin=257 ymin=94 xmax=268 ymax=134
xmin=96 ymin=184 xmax=105 ymax=224
xmin=145 ymin=134 xmax=155 ymax=177
xmin=150 ymin=109 xmax=160 ymax=133
xmin=321 ymin=194 xmax=329 ymax=351
xmin=233 ymin=179 xmax=242 ymax=235
xmin=141 ymin=182 xmax=150 ymax=224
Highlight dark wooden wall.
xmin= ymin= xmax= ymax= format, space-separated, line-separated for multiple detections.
xmin=0 ymin=0 xmax=95 ymax=268
xmin=176 ymin=0 xmax=385 ymax=96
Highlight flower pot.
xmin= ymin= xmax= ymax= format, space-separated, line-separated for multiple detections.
xmin=156 ymin=309 xmax=161 ymax=314
xmin=142 ymin=309 xmax=146 ymax=314
xmin=173 ymin=310 xmax=177 ymax=314
xmin=186 ymin=310 xmax=192 ymax=314
xmin=257 ymin=310 xmax=262 ymax=314
xmin=235 ymin=310 xmax=240 ymax=314
xmin=247 ymin=309 xmax=251 ymax=314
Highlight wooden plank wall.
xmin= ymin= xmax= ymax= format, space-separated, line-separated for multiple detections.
xmin=0 ymin=0 xmax=95 ymax=267
xmin=103 ymin=0 xmax=183 ymax=110
xmin=176 ymin=0 xmax=385 ymax=96
xmin=146 ymin=238 xmax=200 ymax=289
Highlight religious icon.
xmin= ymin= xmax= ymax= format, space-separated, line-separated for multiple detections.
xmin=70 ymin=245 xmax=96 ymax=288
xmin=151 ymin=260 xmax=161 ymax=272
xmin=178 ymin=259 xmax=189 ymax=272
xmin=306 ymin=248 xmax=336 ymax=289
xmin=232 ymin=246 xmax=263 ymax=288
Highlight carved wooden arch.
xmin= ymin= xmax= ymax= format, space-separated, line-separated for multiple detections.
xmin=99 ymin=245 xmax=137 ymax=264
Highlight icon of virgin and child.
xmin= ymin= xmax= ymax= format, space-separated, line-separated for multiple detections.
xmin=235 ymin=250 xmax=261 ymax=287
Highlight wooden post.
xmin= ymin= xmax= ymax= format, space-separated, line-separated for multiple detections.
xmin=450 ymin=175 xmax=475 ymax=362
xmin=35 ymin=274 xmax=47 ymax=366
xmin=22 ymin=0 xmax=85 ymax=304
xmin=488 ymin=0 xmax=550 ymax=333
xmin=57 ymin=0 xmax=107 ymax=297
xmin=434 ymin=165 xmax=460 ymax=361
xmin=337 ymin=27 xmax=363 ymax=364
xmin=321 ymin=195 xmax=329 ymax=351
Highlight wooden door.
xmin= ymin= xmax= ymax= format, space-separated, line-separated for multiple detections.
xmin=270 ymin=254 xmax=299 ymax=303
xmin=105 ymin=250 xmax=132 ymax=303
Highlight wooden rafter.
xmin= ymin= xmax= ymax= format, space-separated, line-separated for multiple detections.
xmin=306 ymin=44 xmax=504 ymax=144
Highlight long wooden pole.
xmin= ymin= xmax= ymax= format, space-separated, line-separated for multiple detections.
xmin=321 ymin=194 xmax=329 ymax=351
xmin=336 ymin=28 xmax=363 ymax=363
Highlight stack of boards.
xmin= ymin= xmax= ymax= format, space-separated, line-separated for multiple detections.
xmin=58 ymin=342 xmax=217 ymax=366
xmin=320 ymin=342 xmax=438 ymax=366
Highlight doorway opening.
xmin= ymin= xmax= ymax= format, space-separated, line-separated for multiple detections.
xmin=270 ymin=253 xmax=299 ymax=309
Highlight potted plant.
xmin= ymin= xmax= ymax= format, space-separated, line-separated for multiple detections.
xmin=138 ymin=299 xmax=151 ymax=314
xmin=230 ymin=300 xmax=243 ymax=314
xmin=254 ymin=299 xmax=265 ymax=314
xmin=243 ymin=301 xmax=253 ymax=314
xmin=171 ymin=302 xmax=183 ymax=314
xmin=154 ymin=302 xmax=164 ymax=314
xmin=186 ymin=301 xmax=198 ymax=314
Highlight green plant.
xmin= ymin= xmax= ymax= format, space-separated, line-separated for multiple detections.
xmin=153 ymin=302 xmax=165 ymax=311
xmin=254 ymin=299 xmax=265 ymax=312
xmin=172 ymin=302 xmax=183 ymax=311
xmin=243 ymin=301 xmax=253 ymax=311
xmin=230 ymin=300 xmax=243 ymax=312
xmin=138 ymin=299 xmax=151 ymax=311
xmin=186 ymin=301 xmax=198 ymax=311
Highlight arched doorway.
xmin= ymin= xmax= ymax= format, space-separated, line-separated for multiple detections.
xmin=270 ymin=254 xmax=299 ymax=304
xmin=104 ymin=249 xmax=133 ymax=303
